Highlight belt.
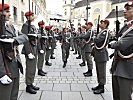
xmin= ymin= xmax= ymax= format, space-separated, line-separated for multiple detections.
xmin=115 ymin=56 xmax=133 ymax=61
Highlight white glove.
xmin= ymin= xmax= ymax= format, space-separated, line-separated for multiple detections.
xmin=110 ymin=40 xmax=116 ymax=44
xmin=49 ymin=47 xmax=52 ymax=50
xmin=40 ymin=50 xmax=44 ymax=54
xmin=28 ymin=53 xmax=35 ymax=59
xmin=0 ymin=75 xmax=12 ymax=84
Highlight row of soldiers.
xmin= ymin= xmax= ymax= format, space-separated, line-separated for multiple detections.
xmin=0 ymin=1 xmax=133 ymax=100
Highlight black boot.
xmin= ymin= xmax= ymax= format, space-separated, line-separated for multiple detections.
xmin=83 ymin=70 xmax=92 ymax=77
xmin=93 ymin=85 xmax=104 ymax=94
xmin=76 ymin=55 xmax=81 ymax=59
xmin=50 ymin=56 xmax=55 ymax=59
xmin=31 ymin=84 xmax=40 ymax=90
xmin=38 ymin=70 xmax=47 ymax=76
xmin=79 ymin=62 xmax=86 ymax=66
xmin=92 ymin=84 xmax=101 ymax=91
xmin=45 ymin=61 xmax=52 ymax=66
xmin=63 ymin=61 xmax=67 ymax=68
xmin=26 ymin=85 xmax=37 ymax=94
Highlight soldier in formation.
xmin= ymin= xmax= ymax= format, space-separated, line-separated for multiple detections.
xmin=109 ymin=1 xmax=133 ymax=100
xmin=0 ymin=3 xmax=28 ymax=100
xmin=37 ymin=20 xmax=47 ymax=76
xmin=21 ymin=11 xmax=40 ymax=94
xmin=91 ymin=19 xmax=110 ymax=94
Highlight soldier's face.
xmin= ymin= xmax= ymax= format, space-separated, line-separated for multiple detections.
xmin=100 ymin=22 xmax=106 ymax=29
xmin=124 ymin=6 xmax=133 ymax=21
xmin=3 ymin=9 xmax=11 ymax=21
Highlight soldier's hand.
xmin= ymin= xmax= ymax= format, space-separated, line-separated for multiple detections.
xmin=40 ymin=50 xmax=44 ymax=54
xmin=28 ymin=53 xmax=35 ymax=59
xmin=0 ymin=75 xmax=12 ymax=84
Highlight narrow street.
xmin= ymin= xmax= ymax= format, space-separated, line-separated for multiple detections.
xmin=18 ymin=42 xmax=114 ymax=100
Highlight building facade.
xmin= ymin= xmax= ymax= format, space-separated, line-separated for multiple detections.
xmin=2 ymin=0 xmax=47 ymax=29
xmin=62 ymin=0 xmax=127 ymax=31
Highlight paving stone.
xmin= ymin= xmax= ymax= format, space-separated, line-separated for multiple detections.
xmin=47 ymin=72 xmax=60 ymax=76
xmin=71 ymin=84 xmax=89 ymax=92
xmin=19 ymin=91 xmax=42 ymax=100
xmin=62 ymin=92 xmax=82 ymax=100
xmin=37 ymin=83 xmax=53 ymax=91
xmin=53 ymin=84 xmax=70 ymax=91
xmin=101 ymin=92 xmax=113 ymax=100
xmin=81 ymin=92 xmax=103 ymax=100
xmin=61 ymin=72 xmax=74 ymax=76
xmin=40 ymin=91 xmax=61 ymax=100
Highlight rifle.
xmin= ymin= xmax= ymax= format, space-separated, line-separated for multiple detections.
xmin=0 ymin=0 xmax=11 ymax=77
xmin=109 ymin=6 xmax=120 ymax=59
xmin=96 ymin=15 xmax=100 ymax=35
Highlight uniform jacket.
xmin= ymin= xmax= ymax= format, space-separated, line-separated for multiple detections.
xmin=0 ymin=24 xmax=28 ymax=78
xmin=21 ymin=21 xmax=38 ymax=56
xmin=79 ymin=29 xmax=93 ymax=53
xmin=111 ymin=23 xmax=133 ymax=79
xmin=93 ymin=29 xmax=109 ymax=62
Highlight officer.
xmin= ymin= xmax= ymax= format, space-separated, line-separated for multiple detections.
xmin=91 ymin=19 xmax=110 ymax=94
xmin=37 ymin=20 xmax=47 ymax=76
xmin=0 ymin=3 xmax=28 ymax=100
xmin=61 ymin=28 xmax=71 ymax=68
xmin=21 ymin=11 xmax=40 ymax=94
xmin=109 ymin=1 xmax=133 ymax=100
xmin=80 ymin=22 xmax=94 ymax=77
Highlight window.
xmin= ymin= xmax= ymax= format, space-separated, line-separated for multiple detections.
xmin=35 ymin=6 xmax=36 ymax=14
xmin=13 ymin=6 xmax=17 ymax=22
xmin=32 ymin=2 xmax=33 ymax=11
xmin=21 ymin=11 xmax=24 ymax=23
xmin=71 ymin=0 xmax=73 ymax=4
xmin=65 ymin=1 xmax=66 ymax=4
xmin=21 ymin=0 xmax=23 ymax=2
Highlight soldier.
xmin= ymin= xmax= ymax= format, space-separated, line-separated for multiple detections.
xmin=37 ymin=21 xmax=47 ymax=76
xmin=91 ymin=19 xmax=110 ymax=94
xmin=109 ymin=1 xmax=133 ymax=100
xmin=45 ymin=26 xmax=52 ymax=66
xmin=79 ymin=25 xmax=87 ymax=66
xmin=79 ymin=22 xmax=94 ymax=77
xmin=61 ymin=28 xmax=71 ymax=68
xmin=21 ymin=11 xmax=39 ymax=94
xmin=0 ymin=3 xmax=28 ymax=100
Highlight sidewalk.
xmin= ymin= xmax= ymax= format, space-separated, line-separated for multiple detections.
xmin=18 ymin=42 xmax=113 ymax=100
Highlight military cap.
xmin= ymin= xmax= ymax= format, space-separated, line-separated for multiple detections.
xmin=0 ymin=3 xmax=10 ymax=11
xmin=38 ymin=20 xmax=45 ymax=25
xmin=28 ymin=34 xmax=38 ymax=38
xmin=124 ymin=1 xmax=133 ymax=8
xmin=87 ymin=22 xmax=93 ymax=26
xmin=25 ymin=11 xmax=34 ymax=16
xmin=82 ymin=25 xmax=87 ymax=29
xmin=100 ymin=19 xmax=109 ymax=25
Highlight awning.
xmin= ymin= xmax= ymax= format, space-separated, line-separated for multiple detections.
xmin=106 ymin=9 xmax=124 ymax=18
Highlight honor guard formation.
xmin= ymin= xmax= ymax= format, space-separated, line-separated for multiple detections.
xmin=0 ymin=0 xmax=133 ymax=100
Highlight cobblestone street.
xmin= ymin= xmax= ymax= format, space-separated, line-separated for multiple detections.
xmin=18 ymin=42 xmax=114 ymax=100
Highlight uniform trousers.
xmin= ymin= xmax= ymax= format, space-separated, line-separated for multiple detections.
xmin=112 ymin=75 xmax=133 ymax=100
xmin=25 ymin=56 xmax=37 ymax=85
xmin=0 ymin=77 xmax=19 ymax=100
xmin=95 ymin=61 xmax=106 ymax=85
xmin=85 ymin=52 xmax=93 ymax=70
xmin=37 ymin=52 xmax=45 ymax=70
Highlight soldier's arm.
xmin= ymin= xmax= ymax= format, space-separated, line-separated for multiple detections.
xmin=0 ymin=53 xmax=6 ymax=78
xmin=110 ymin=31 xmax=133 ymax=51
xmin=94 ymin=31 xmax=107 ymax=44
